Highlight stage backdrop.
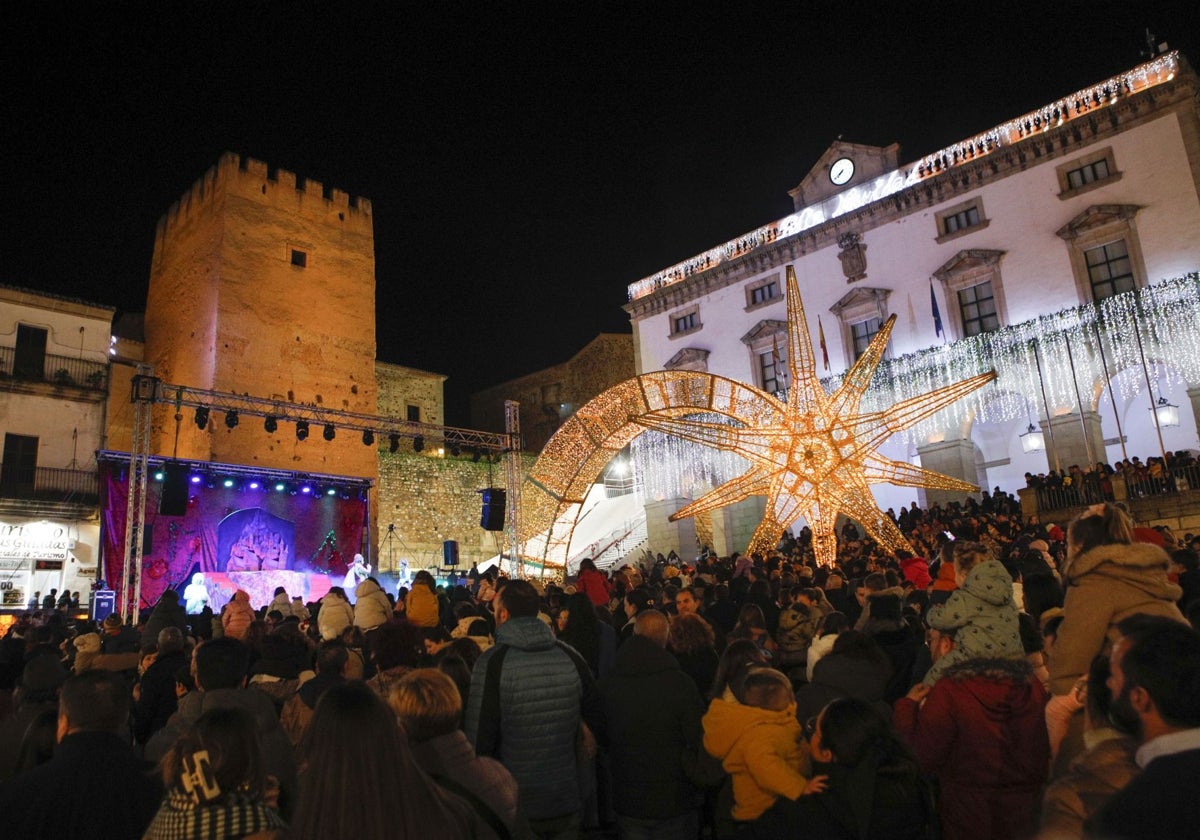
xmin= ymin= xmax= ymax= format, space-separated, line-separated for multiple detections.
xmin=101 ymin=462 xmax=367 ymax=611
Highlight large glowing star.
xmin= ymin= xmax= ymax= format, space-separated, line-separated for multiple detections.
xmin=633 ymin=266 xmax=995 ymax=566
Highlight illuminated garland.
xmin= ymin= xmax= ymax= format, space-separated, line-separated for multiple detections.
xmin=833 ymin=273 xmax=1200 ymax=445
xmin=628 ymin=52 xmax=1180 ymax=301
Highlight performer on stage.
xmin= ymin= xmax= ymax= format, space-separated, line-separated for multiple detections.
xmin=343 ymin=553 xmax=371 ymax=602
xmin=183 ymin=573 xmax=210 ymax=614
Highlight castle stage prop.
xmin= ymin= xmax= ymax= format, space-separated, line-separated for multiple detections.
xmin=98 ymin=453 xmax=370 ymax=611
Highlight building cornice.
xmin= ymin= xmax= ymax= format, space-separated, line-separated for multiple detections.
xmin=624 ymin=54 xmax=1194 ymax=322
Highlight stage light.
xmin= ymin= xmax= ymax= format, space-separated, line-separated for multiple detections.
xmin=274 ymin=482 xmax=286 ymax=492
xmin=248 ymin=481 xmax=260 ymax=490
xmin=190 ymin=475 xmax=202 ymax=484
xmin=296 ymin=421 xmax=309 ymax=441
xmin=264 ymin=416 xmax=278 ymax=434
xmin=326 ymin=487 xmax=337 ymax=496
xmin=388 ymin=434 xmax=400 ymax=453
xmin=323 ymin=424 xmax=336 ymax=441
xmin=194 ymin=407 xmax=209 ymax=429
xmin=413 ymin=436 xmax=424 ymax=453
xmin=224 ymin=411 xmax=239 ymax=429
xmin=300 ymin=485 xmax=312 ymax=494
xmin=362 ymin=429 xmax=374 ymax=446
xmin=223 ymin=478 xmax=235 ymax=488
xmin=153 ymin=471 xmax=164 ymax=481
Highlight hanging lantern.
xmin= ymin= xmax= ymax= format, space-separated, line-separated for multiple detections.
xmin=1153 ymin=397 xmax=1180 ymax=428
xmin=1019 ymin=423 xmax=1046 ymax=453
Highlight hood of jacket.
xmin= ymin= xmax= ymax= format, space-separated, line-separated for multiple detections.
xmin=1067 ymin=541 xmax=1179 ymax=599
xmin=232 ymin=589 xmax=251 ymax=605
xmin=355 ymin=578 xmax=383 ymax=599
xmin=495 ymin=615 xmax=557 ymax=651
xmin=958 ymin=560 xmax=1015 ymax=607
xmin=611 ymin=633 xmax=680 ymax=677
xmin=941 ymin=656 xmax=1042 ymax=719
xmin=702 ymin=696 xmax=799 ymax=760
xmin=297 ymin=671 xmax=346 ymax=709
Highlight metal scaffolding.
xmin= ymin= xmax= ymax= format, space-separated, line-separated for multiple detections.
xmin=120 ymin=372 xmax=520 ymax=621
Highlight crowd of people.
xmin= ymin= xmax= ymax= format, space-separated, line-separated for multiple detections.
xmin=1 ymin=489 xmax=1200 ymax=839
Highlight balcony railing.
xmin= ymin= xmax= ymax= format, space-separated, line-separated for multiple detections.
xmin=0 ymin=346 xmax=108 ymax=391
xmin=0 ymin=465 xmax=99 ymax=504
xmin=1032 ymin=462 xmax=1200 ymax=515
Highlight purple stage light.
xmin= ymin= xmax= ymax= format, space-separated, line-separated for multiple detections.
xmin=190 ymin=475 xmax=202 ymax=484
xmin=300 ymin=485 xmax=312 ymax=494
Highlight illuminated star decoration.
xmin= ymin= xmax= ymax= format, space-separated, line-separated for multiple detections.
xmin=632 ymin=266 xmax=996 ymax=566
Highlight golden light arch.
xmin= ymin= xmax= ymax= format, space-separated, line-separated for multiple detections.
xmin=519 ymin=267 xmax=996 ymax=569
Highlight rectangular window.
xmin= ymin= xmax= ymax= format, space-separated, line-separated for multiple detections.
xmin=750 ymin=281 xmax=779 ymax=306
xmin=1066 ymin=158 xmax=1110 ymax=190
xmin=13 ymin=324 xmax=47 ymax=381
xmin=759 ymin=348 xmax=787 ymax=395
xmin=0 ymin=433 xmax=38 ymax=495
xmin=1085 ymin=240 xmax=1136 ymax=301
xmin=942 ymin=206 xmax=981 ymax=235
xmin=851 ymin=317 xmax=883 ymax=360
xmin=406 ymin=404 xmax=421 ymax=423
xmin=290 ymin=249 xmax=307 ymax=267
xmin=957 ymin=281 xmax=1000 ymax=337
xmin=673 ymin=312 xmax=697 ymax=333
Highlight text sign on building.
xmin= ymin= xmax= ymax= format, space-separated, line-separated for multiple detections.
xmin=0 ymin=522 xmax=71 ymax=561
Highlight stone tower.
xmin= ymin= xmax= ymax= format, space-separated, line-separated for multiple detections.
xmin=144 ymin=153 xmax=378 ymax=482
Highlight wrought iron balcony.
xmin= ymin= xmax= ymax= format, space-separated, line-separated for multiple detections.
xmin=0 ymin=465 xmax=99 ymax=505
xmin=0 ymin=346 xmax=108 ymax=391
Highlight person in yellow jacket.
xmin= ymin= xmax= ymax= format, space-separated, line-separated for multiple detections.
xmin=702 ymin=667 xmax=826 ymax=822
xmin=406 ymin=570 xmax=441 ymax=629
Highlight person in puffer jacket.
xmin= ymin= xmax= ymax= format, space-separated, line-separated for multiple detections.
xmin=317 ymin=586 xmax=354 ymax=641
xmin=702 ymin=667 xmax=824 ymax=821
xmin=221 ymin=590 xmax=255 ymax=641
xmin=353 ymin=578 xmax=392 ymax=632
xmin=405 ymin=570 xmax=441 ymax=629
xmin=923 ymin=541 xmax=1023 ymax=686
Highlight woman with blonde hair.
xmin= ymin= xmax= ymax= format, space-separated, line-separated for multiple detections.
xmin=390 ymin=669 xmax=521 ymax=838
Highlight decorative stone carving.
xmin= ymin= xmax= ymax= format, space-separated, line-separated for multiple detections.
xmin=837 ymin=232 xmax=867 ymax=283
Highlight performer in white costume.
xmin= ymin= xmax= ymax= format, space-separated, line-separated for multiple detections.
xmin=343 ymin=553 xmax=371 ymax=602
xmin=183 ymin=572 xmax=210 ymax=614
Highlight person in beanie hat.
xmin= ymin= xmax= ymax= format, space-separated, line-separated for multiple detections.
xmin=0 ymin=652 xmax=68 ymax=781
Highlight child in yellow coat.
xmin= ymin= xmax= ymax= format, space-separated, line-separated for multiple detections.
xmin=702 ymin=667 xmax=827 ymax=821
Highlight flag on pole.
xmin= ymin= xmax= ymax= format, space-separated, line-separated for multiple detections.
xmin=817 ymin=316 xmax=830 ymax=371
xmin=930 ymin=281 xmax=944 ymax=340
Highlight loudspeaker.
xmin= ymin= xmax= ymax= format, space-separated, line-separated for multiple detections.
xmin=480 ymin=488 xmax=506 ymax=531
xmin=443 ymin=540 xmax=460 ymax=567
xmin=159 ymin=462 xmax=190 ymax=516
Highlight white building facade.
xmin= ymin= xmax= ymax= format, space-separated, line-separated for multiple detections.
xmin=0 ymin=285 xmax=113 ymax=610
xmin=623 ymin=52 xmax=1200 ymax=553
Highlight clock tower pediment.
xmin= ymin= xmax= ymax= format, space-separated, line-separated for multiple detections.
xmin=788 ymin=141 xmax=900 ymax=211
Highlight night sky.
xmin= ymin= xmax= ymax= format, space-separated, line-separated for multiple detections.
xmin=2 ymin=3 xmax=1195 ymax=425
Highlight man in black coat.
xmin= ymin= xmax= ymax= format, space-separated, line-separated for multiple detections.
xmin=1085 ymin=618 xmax=1200 ymax=839
xmin=142 ymin=588 xmax=189 ymax=643
xmin=0 ymin=670 xmax=162 ymax=838
xmin=132 ymin=626 xmax=188 ymax=744
xmin=599 ymin=610 xmax=716 ymax=839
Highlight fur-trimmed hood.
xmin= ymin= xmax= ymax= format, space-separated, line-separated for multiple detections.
xmin=1067 ymin=540 xmax=1170 ymax=579
xmin=940 ymin=656 xmax=1042 ymax=721
xmin=1066 ymin=541 xmax=1181 ymax=600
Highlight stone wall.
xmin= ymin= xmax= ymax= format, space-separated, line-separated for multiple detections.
xmin=143 ymin=153 xmax=378 ymax=483
xmin=375 ymin=450 xmax=534 ymax=570
xmin=470 ymin=333 xmax=635 ymax=452
xmin=375 ymin=361 xmax=445 ymax=427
